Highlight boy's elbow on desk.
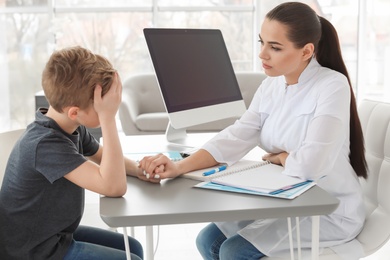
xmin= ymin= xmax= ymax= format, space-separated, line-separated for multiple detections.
xmin=103 ymin=183 xmax=127 ymax=197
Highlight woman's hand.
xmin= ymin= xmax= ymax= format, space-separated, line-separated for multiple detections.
xmin=131 ymin=160 xmax=160 ymax=183
xmin=138 ymin=153 xmax=182 ymax=183
xmin=262 ymin=152 xmax=289 ymax=166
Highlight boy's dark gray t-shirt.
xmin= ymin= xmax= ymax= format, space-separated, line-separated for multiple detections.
xmin=0 ymin=108 xmax=100 ymax=259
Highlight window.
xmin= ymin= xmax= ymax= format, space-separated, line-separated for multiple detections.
xmin=1 ymin=0 xmax=389 ymax=132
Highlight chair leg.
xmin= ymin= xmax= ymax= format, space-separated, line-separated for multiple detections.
xmin=122 ymin=227 xmax=131 ymax=260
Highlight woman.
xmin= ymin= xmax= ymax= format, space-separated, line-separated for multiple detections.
xmin=139 ymin=2 xmax=367 ymax=259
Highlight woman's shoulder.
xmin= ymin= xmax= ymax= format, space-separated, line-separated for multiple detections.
xmin=319 ymin=66 xmax=347 ymax=80
xmin=307 ymin=58 xmax=349 ymax=85
xmin=309 ymin=67 xmax=351 ymax=105
xmin=310 ymin=61 xmax=348 ymax=85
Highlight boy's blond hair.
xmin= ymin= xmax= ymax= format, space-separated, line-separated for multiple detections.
xmin=42 ymin=46 xmax=116 ymax=112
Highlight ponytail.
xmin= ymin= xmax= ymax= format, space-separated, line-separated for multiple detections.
xmin=317 ymin=17 xmax=367 ymax=179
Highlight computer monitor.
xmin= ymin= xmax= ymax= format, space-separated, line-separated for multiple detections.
xmin=143 ymin=28 xmax=246 ymax=146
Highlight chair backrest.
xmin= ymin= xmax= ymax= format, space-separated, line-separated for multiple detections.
xmin=356 ymin=99 xmax=390 ymax=255
xmin=121 ymin=73 xmax=166 ymax=116
xmin=119 ymin=72 xmax=267 ymax=135
xmin=0 ymin=129 xmax=25 ymax=188
xmin=235 ymin=72 xmax=267 ymax=108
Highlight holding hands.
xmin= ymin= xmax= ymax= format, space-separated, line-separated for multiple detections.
xmin=137 ymin=154 xmax=180 ymax=183
xmin=137 ymin=149 xmax=218 ymax=183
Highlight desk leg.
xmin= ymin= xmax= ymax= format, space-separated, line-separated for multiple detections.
xmin=146 ymin=226 xmax=154 ymax=260
xmin=287 ymin=217 xmax=295 ymax=260
xmin=130 ymin=226 xmax=135 ymax=237
xmin=311 ymin=216 xmax=320 ymax=260
xmin=296 ymin=217 xmax=302 ymax=260
xmin=122 ymin=227 xmax=131 ymax=260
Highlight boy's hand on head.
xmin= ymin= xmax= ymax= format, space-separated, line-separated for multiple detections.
xmin=94 ymin=72 xmax=122 ymax=121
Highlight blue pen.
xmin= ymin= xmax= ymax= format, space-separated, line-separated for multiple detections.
xmin=203 ymin=165 xmax=227 ymax=176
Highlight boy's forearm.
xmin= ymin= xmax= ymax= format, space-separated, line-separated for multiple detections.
xmin=124 ymin=157 xmax=141 ymax=177
xmin=99 ymin=118 xmax=127 ymax=194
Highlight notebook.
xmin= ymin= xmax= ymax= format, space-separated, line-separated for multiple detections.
xmin=183 ymin=160 xmax=314 ymax=195
xmin=210 ymin=163 xmax=313 ymax=194
xmin=194 ymin=180 xmax=316 ymax=199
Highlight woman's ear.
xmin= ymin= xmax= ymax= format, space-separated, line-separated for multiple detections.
xmin=302 ymin=43 xmax=315 ymax=61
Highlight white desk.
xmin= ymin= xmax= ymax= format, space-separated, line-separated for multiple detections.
xmin=99 ymin=134 xmax=339 ymax=260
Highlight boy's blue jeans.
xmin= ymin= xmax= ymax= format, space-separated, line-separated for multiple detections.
xmin=196 ymin=223 xmax=265 ymax=260
xmin=64 ymin=225 xmax=143 ymax=260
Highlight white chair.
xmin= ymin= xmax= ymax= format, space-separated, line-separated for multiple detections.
xmin=355 ymin=99 xmax=390 ymax=256
xmin=0 ymin=128 xmax=25 ymax=188
xmin=264 ymin=99 xmax=390 ymax=259
xmin=119 ymin=72 xmax=267 ymax=135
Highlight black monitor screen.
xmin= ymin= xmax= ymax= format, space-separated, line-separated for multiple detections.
xmin=144 ymin=28 xmax=243 ymax=113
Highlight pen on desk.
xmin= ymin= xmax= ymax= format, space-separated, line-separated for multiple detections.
xmin=202 ymin=165 xmax=227 ymax=176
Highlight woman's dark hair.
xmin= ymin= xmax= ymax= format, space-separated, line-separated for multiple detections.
xmin=266 ymin=2 xmax=367 ymax=179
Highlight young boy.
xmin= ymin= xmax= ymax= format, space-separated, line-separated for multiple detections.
xmin=0 ymin=46 xmax=144 ymax=259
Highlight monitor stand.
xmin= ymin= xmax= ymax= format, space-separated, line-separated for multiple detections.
xmin=165 ymin=123 xmax=213 ymax=148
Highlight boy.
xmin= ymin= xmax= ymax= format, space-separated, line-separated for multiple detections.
xmin=0 ymin=46 xmax=144 ymax=259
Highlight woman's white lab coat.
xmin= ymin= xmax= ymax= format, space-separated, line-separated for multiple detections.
xmin=202 ymin=58 xmax=365 ymax=259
